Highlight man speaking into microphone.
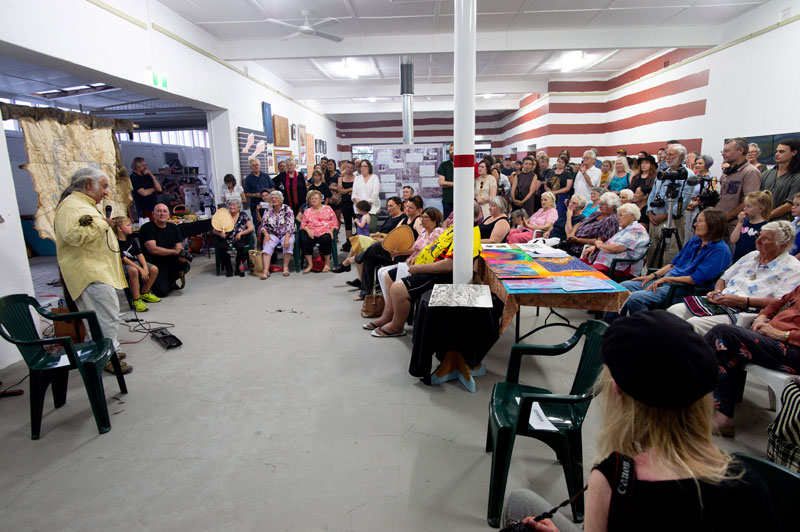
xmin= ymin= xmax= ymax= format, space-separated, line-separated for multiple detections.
xmin=54 ymin=167 xmax=132 ymax=374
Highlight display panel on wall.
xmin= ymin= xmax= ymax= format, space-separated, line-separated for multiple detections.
xmin=261 ymin=102 xmax=274 ymax=144
xmin=238 ymin=127 xmax=272 ymax=177
xmin=740 ymin=131 xmax=800 ymax=165
xmin=273 ymin=114 xmax=289 ymax=147
xmin=307 ymin=134 xmax=315 ymax=173
xmin=372 ymin=144 xmax=444 ymax=211
xmin=298 ymin=124 xmax=307 ymax=164
xmin=274 ymin=150 xmax=293 ymax=168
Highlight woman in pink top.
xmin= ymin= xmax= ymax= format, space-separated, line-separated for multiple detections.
xmin=507 ymin=191 xmax=559 ymax=244
xmin=299 ymin=190 xmax=338 ymax=273
xmin=375 ymin=207 xmax=444 ymax=298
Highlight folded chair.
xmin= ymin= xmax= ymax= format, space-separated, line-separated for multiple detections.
xmin=486 ymin=320 xmax=608 ymax=527
xmin=0 ymin=294 xmax=127 ymax=439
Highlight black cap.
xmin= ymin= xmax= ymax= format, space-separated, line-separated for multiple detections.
xmin=638 ymin=154 xmax=656 ymax=166
xmin=601 ymin=310 xmax=718 ymax=409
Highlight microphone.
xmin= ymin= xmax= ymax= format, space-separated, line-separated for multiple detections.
xmin=105 ymin=205 xmax=113 ymax=218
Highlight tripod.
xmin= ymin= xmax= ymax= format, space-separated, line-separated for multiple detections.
xmin=648 ymin=196 xmax=683 ymax=269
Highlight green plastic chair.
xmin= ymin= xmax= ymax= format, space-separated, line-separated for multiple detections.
xmin=732 ymin=452 xmax=800 ymax=532
xmin=607 ymin=241 xmax=651 ymax=283
xmin=214 ymin=232 xmax=256 ymax=275
xmin=486 ymin=320 xmax=608 ymax=527
xmin=0 ymin=294 xmax=127 ymax=439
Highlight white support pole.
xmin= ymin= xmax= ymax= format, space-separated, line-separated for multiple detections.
xmin=452 ymin=0 xmax=476 ymax=285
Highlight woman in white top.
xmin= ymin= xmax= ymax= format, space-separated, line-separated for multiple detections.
xmin=475 ymin=160 xmax=498 ymax=219
xmin=219 ymin=173 xmax=246 ymax=206
xmin=352 ymin=159 xmax=381 ymax=231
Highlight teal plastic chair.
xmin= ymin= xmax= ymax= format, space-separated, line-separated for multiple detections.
xmin=486 ymin=320 xmax=608 ymax=527
xmin=0 ymin=294 xmax=127 ymax=439
xmin=732 ymin=452 xmax=800 ymax=532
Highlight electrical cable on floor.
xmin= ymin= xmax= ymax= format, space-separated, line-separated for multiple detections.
xmin=119 ymin=304 xmax=175 ymax=345
xmin=0 ymin=374 xmax=29 ymax=398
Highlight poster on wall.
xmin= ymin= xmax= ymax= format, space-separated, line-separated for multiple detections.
xmin=298 ymin=124 xmax=307 ymax=164
xmin=238 ymin=127 xmax=272 ymax=179
xmin=307 ymin=133 xmax=315 ymax=174
xmin=261 ymin=102 xmax=274 ymax=144
xmin=372 ymin=144 xmax=445 ymax=211
xmin=274 ymin=149 xmax=292 ymax=169
xmin=273 ymin=114 xmax=289 ymax=147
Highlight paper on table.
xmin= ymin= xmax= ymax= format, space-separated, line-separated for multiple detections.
xmin=388 ymin=162 xmax=404 ymax=169
xmin=406 ymin=152 xmax=423 ymax=163
xmin=517 ymin=242 xmax=568 ymax=257
xmin=515 ymin=398 xmax=558 ymax=431
xmin=419 ymin=164 xmax=435 ymax=177
xmin=482 ymin=243 xmax=511 ymax=250
xmin=558 ymin=277 xmax=614 ymax=292
xmin=421 ymin=178 xmax=439 ymax=187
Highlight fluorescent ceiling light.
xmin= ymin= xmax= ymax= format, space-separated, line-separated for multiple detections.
xmin=89 ymin=83 xmax=106 ymax=87
xmin=34 ymin=90 xmax=60 ymax=95
xmin=480 ymin=93 xmax=506 ymax=99
xmin=62 ymin=85 xmax=91 ymax=91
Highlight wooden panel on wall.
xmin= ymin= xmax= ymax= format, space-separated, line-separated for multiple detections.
xmin=273 ymin=114 xmax=289 ymax=147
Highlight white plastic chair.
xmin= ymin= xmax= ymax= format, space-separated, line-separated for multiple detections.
xmin=745 ymin=365 xmax=796 ymax=412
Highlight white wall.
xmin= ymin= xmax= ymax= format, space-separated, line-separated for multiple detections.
xmin=0 ymin=127 xmax=36 ymax=369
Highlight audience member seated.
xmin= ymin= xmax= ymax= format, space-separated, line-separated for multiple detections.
xmin=348 ymin=197 xmax=425 ymax=300
xmin=509 ymin=208 xmax=528 ymax=230
xmin=706 ymin=283 xmax=800 ymax=437
xmin=114 ymin=216 xmax=160 ymax=312
xmin=365 ymin=204 xmax=482 ymax=338
xmin=140 ymin=203 xmax=191 ymax=297
xmin=299 ymin=190 xmax=338 ymax=273
xmin=668 ymin=220 xmax=800 ymax=334
xmin=479 ymin=196 xmax=512 ymax=244
xmin=618 ymin=188 xmax=634 ymax=204
xmin=211 ymin=198 xmax=254 ymax=278
xmin=633 ymin=185 xmax=652 ymax=230
xmin=730 ymin=190 xmax=772 ymax=263
xmin=582 ymin=187 xmax=603 ymax=216
xmin=258 ymin=190 xmax=296 ymax=279
xmin=563 ymin=192 xmax=620 ymax=257
xmin=768 ymin=380 xmax=800 ymax=473
xmin=604 ymin=208 xmax=731 ymax=323
xmin=532 ymin=195 xmax=587 ymax=247
xmin=502 ymin=311 xmax=777 ymax=532
xmin=581 ymin=203 xmax=649 ymax=279
xmin=374 ymin=208 xmax=445 ymax=300
xmin=507 ymin=192 xmax=558 ymax=244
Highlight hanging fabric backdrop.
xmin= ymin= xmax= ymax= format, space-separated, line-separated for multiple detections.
xmin=0 ymin=103 xmax=135 ymax=241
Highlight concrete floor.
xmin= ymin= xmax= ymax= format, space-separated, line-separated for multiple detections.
xmin=0 ymin=253 xmax=776 ymax=531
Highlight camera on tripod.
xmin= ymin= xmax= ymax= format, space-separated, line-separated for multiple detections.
xmin=650 ymin=166 xmax=689 ymax=209
xmin=686 ymin=175 xmax=720 ymax=209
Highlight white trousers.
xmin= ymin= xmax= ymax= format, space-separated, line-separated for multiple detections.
xmin=75 ymin=282 xmax=121 ymax=352
xmin=666 ymin=302 xmax=758 ymax=336
xmin=377 ymin=262 xmax=410 ymax=296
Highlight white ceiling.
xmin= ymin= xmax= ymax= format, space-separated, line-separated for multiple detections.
xmin=156 ymin=0 xmax=766 ymax=117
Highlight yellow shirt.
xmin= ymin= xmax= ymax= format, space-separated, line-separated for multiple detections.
xmin=54 ymin=191 xmax=126 ymax=298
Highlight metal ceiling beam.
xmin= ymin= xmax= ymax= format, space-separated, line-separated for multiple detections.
xmin=221 ymin=26 xmax=720 ymax=61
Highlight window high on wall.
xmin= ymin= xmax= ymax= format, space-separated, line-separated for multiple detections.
xmin=117 ymin=129 xmax=208 ymax=148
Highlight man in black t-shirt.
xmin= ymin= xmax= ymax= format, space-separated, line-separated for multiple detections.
xmin=129 ymin=157 xmax=162 ymax=219
xmin=139 ymin=203 xmax=190 ymax=297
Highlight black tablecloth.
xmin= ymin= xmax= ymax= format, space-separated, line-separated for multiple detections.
xmin=177 ymin=218 xmax=213 ymax=238
xmin=409 ymin=289 xmax=505 ymax=380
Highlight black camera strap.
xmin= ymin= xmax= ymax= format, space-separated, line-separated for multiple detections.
xmin=608 ymin=452 xmax=637 ymax=531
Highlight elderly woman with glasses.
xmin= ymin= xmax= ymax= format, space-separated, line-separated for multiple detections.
xmin=563 ymin=192 xmax=621 ymax=257
xmin=258 ymin=190 xmax=296 ymax=279
xmin=581 ymin=202 xmax=650 ymax=278
xmin=299 ymin=189 xmax=338 ymax=273
xmin=212 ymin=198 xmax=254 ymax=277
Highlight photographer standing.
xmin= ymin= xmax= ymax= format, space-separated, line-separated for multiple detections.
xmin=129 ymin=157 xmax=162 ymax=221
xmin=646 ymin=144 xmax=698 ymax=263
xmin=140 ymin=203 xmax=190 ymax=297
xmin=718 ymin=137 xmax=762 ymax=230
xmin=54 ymin=167 xmax=132 ymax=374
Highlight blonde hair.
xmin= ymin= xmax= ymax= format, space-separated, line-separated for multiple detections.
xmin=594 ymin=367 xmax=733 ymax=484
xmin=744 ymin=190 xmax=772 ymax=219
xmin=112 ymin=216 xmax=130 ymax=230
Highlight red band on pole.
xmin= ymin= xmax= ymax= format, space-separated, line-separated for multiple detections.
xmin=453 ymin=154 xmax=474 ymax=168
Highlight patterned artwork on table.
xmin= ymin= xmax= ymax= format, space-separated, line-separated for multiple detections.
xmin=535 ymin=257 xmax=597 ymax=273
xmin=491 ymin=261 xmax=542 ymax=279
xmin=482 ymin=249 xmax=534 ymax=264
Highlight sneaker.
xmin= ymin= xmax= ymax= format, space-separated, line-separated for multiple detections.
xmin=140 ymin=292 xmax=161 ymax=303
xmin=132 ymin=298 xmax=149 ymax=312
xmin=104 ymin=360 xmax=133 ymax=375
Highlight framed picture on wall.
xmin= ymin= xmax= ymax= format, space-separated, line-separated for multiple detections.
xmin=274 ymin=149 xmax=293 ymax=168
xmin=261 ymin=102 xmax=274 ymax=144
xmin=298 ymin=124 xmax=307 ymax=164
xmin=237 ymin=127 xmax=270 ymax=178
xmin=272 ymin=114 xmax=289 ymax=147
xmin=291 ymin=124 xmax=296 ymax=140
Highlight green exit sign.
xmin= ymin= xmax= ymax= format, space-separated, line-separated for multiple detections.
xmin=151 ymin=71 xmax=168 ymax=89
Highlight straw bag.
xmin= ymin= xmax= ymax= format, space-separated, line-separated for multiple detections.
xmin=248 ymin=249 xmax=263 ymax=276
xmin=360 ymin=286 xmax=384 ymax=318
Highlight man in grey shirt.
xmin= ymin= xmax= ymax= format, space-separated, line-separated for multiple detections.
xmin=762 ymin=139 xmax=800 ymax=220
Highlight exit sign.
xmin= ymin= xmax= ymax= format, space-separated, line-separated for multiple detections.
xmin=150 ymin=71 xmax=168 ymax=89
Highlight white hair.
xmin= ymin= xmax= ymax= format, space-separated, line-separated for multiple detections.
xmin=619 ymin=189 xmax=634 ymax=202
xmin=615 ymin=157 xmax=631 ymax=174
xmin=617 ymin=202 xmax=641 ymax=221
xmin=599 ymin=192 xmax=621 ymax=210
xmin=571 ymin=193 xmax=588 ymax=210
xmin=761 ymin=220 xmax=796 ymax=250
xmin=59 ymin=166 xmax=106 ymax=203
xmin=270 ymin=190 xmax=284 ymax=201
xmin=488 ymin=195 xmax=509 ymax=214
xmin=540 ymin=191 xmax=556 ymax=206
xmin=668 ymin=144 xmax=687 ymax=164
xmin=226 ymin=198 xmax=243 ymax=209
xmin=583 ymin=150 xmax=597 ymax=161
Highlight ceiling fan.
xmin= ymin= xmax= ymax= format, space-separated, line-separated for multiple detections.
xmin=266 ymin=9 xmax=343 ymax=42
